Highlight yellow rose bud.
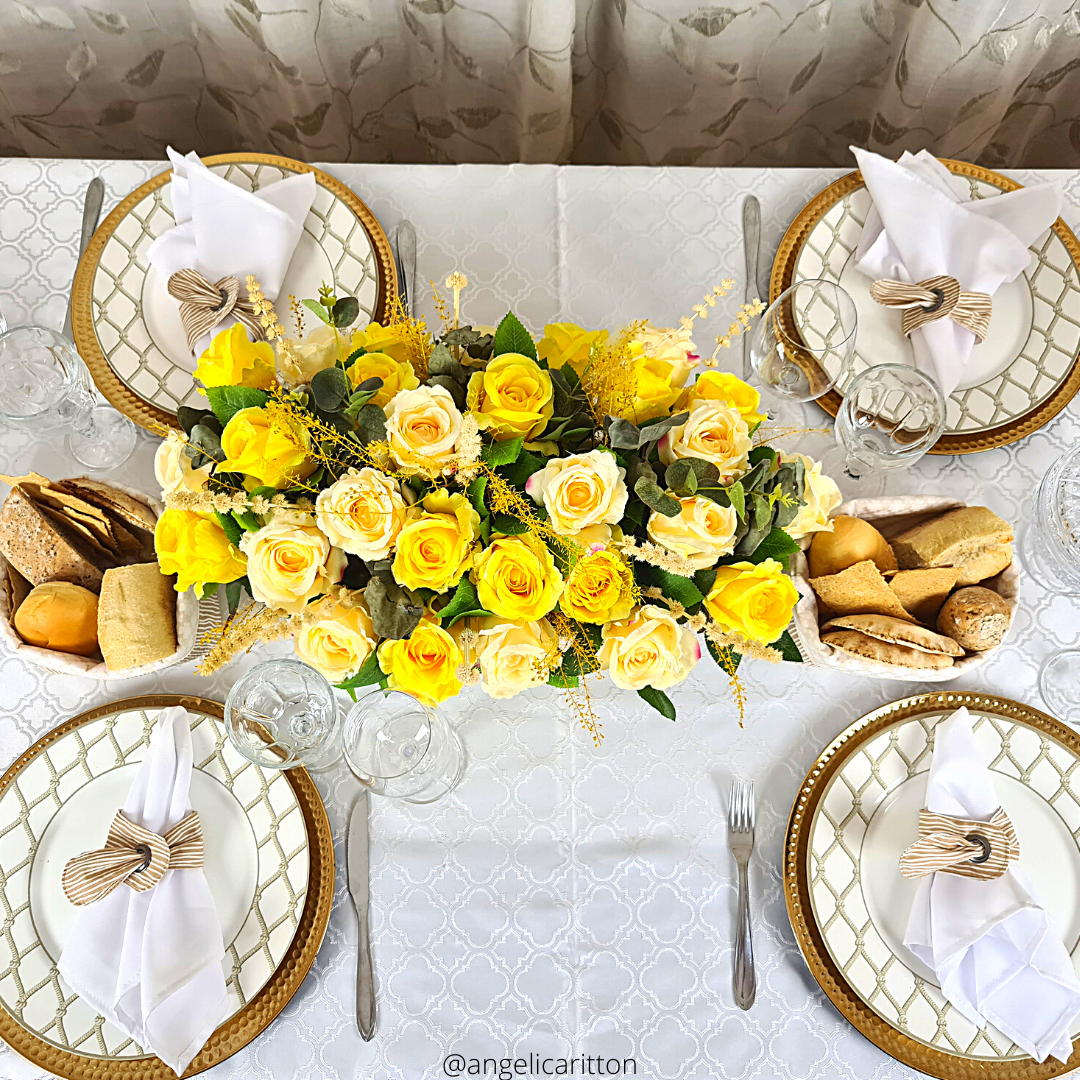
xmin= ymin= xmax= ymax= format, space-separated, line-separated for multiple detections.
xmin=783 ymin=454 xmax=842 ymax=541
xmin=294 ymin=598 xmax=376 ymax=682
xmin=384 ymin=385 xmax=463 ymax=474
xmin=392 ymin=489 xmax=480 ymax=593
xmin=537 ymin=323 xmax=609 ymax=375
xmin=704 ymin=558 xmax=798 ymax=644
xmin=378 ymin=617 xmax=463 ymax=707
xmin=525 ymin=449 xmax=628 ymax=538
xmin=316 ymin=468 xmax=407 ymax=561
xmin=473 ymin=617 xmax=557 ymax=699
xmin=658 ymin=399 xmax=750 ymax=482
xmin=218 ymin=406 xmax=317 ymax=489
xmin=154 ymin=508 xmax=247 ymax=596
xmin=646 ymin=496 xmax=738 ymax=570
xmin=559 ymin=548 xmax=635 ymax=624
xmin=681 ymin=371 xmax=766 ymax=429
xmin=350 ymin=321 xmax=415 ymax=368
xmin=194 ymin=323 xmax=277 ymax=392
xmin=596 ymin=604 xmax=700 ymax=691
xmin=625 ymin=321 xmax=696 ymax=421
xmin=472 ymin=534 xmax=564 ymax=622
xmin=347 ymin=350 xmax=420 ymax=408
xmin=466 ymin=353 xmax=554 ymax=442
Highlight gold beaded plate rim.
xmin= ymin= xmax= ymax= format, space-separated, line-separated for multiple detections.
xmin=769 ymin=159 xmax=1080 ymax=454
xmin=71 ymin=152 xmax=398 ymax=434
xmin=0 ymin=694 xmax=334 ymax=1079
xmin=784 ymin=691 xmax=1080 ymax=1080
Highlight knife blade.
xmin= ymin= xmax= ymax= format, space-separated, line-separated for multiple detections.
xmin=64 ymin=177 xmax=105 ymax=341
xmin=741 ymin=195 xmax=761 ymax=380
xmin=394 ymin=220 xmax=416 ymax=318
xmin=348 ymin=790 xmax=376 ymax=1040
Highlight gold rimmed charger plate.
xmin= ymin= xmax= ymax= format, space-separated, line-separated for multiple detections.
xmin=770 ymin=160 xmax=1080 ymax=454
xmin=71 ymin=152 xmax=398 ymax=433
xmin=785 ymin=691 xmax=1080 ymax=1079
xmin=0 ymin=694 xmax=334 ymax=1079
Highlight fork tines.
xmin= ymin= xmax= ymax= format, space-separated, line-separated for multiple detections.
xmin=729 ymin=780 xmax=756 ymax=832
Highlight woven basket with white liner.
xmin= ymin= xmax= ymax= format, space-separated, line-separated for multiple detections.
xmin=789 ymin=496 xmax=1019 ymax=681
xmin=0 ymin=479 xmax=212 ymax=680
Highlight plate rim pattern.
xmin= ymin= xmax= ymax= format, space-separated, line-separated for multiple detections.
xmin=0 ymin=694 xmax=334 ymax=1079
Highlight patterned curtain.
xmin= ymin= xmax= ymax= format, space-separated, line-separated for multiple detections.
xmin=0 ymin=0 xmax=1078 ymax=168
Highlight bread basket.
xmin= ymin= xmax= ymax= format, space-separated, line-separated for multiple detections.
xmin=0 ymin=479 xmax=200 ymax=680
xmin=790 ymin=496 xmax=1019 ymax=681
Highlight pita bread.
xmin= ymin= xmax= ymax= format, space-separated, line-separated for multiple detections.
xmin=56 ymin=479 xmax=157 ymax=534
xmin=887 ymin=568 xmax=959 ymax=624
xmin=822 ymin=630 xmax=955 ymax=669
xmin=810 ymin=560 xmax=915 ymax=621
xmin=3 ymin=563 xmax=32 ymax=615
xmin=821 ymin=613 xmax=965 ymax=656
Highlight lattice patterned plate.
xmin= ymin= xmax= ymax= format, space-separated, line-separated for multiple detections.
xmin=0 ymin=695 xmax=334 ymax=1079
xmin=785 ymin=692 xmax=1080 ymax=1079
xmin=771 ymin=161 xmax=1080 ymax=453
xmin=71 ymin=153 xmax=396 ymax=433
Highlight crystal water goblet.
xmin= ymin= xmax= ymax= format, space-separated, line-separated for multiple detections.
xmin=1019 ymin=444 xmax=1080 ymax=596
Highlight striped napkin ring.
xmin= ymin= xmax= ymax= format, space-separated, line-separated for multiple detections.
xmin=61 ymin=810 xmax=204 ymax=906
xmin=167 ymin=268 xmax=267 ymax=353
xmin=899 ymin=807 xmax=1019 ymax=881
xmin=870 ymin=275 xmax=992 ymax=344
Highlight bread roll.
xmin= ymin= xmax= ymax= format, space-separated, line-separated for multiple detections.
xmin=98 ymin=563 xmax=177 ymax=670
xmin=808 ymin=516 xmax=897 ymax=578
xmin=13 ymin=581 xmax=99 ymax=656
xmin=937 ymin=587 xmax=1011 ymax=652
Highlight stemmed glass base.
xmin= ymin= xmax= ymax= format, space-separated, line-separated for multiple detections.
xmin=66 ymin=405 xmax=137 ymax=471
xmin=1039 ymin=650 xmax=1080 ymax=727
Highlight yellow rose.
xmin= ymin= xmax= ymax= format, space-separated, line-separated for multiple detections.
xmin=392 ymin=489 xmax=480 ymax=593
xmin=473 ymin=617 xmax=557 ymax=699
xmin=682 ymin=371 xmax=766 ymax=428
xmin=194 ymin=323 xmax=277 ymax=392
xmin=316 ymin=468 xmax=407 ymax=560
xmin=350 ymin=321 xmax=415 ymax=368
xmin=154 ymin=438 xmax=212 ymax=496
xmin=275 ymin=324 xmax=344 ymax=387
xmin=240 ymin=512 xmax=347 ymax=614
xmin=560 ymin=548 xmax=635 ymax=624
xmin=384 ymin=385 xmax=463 ymax=474
xmin=466 ymin=353 xmax=554 ymax=442
xmin=596 ymin=604 xmax=700 ymax=691
xmin=347 ymin=350 xmax=420 ymax=409
xmin=378 ymin=617 xmax=462 ymax=707
xmin=525 ymin=449 xmax=628 ymax=538
xmin=783 ymin=454 xmax=842 ymax=541
xmin=537 ymin=323 xmax=609 ymax=375
xmin=704 ymin=558 xmax=798 ymax=643
xmin=218 ymin=406 xmax=316 ymax=489
xmin=658 ymin=399 xmax=751 ymax=482
xmin=154 ymin=509 xmax=246 ymax=596
xmin=294 ymin=598 xmax=376 ymax=682
xmin=472 ymin=534 xmax=564 ymax=621
xmin=646 ymin=496 xmax=738 ymax=570
xmin=626 ymin=321 xmax=696 ymax=421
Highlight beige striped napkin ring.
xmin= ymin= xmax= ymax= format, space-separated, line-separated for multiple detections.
xmin=62 ymin=810 xmax=204 ymax=906
xmin=899 ymin=807 xmax=1019 ymax=881
xmin=166 ymin=268 xmax=267 ymax=353
xmin=870 ymin=275 xmax=992 ymax=344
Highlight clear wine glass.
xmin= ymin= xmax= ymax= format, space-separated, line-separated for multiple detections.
xmin=0 ymin=325 xmax=136 ymax=470
xmin=342 ymin=689 xmax=466 ymax=804
xmin=1019 ymin=445 xmax=1080 ymax=596
xmin=225 ymin=659 xmax=342 ymax=770
xmin=750 ymin=279 xmax=857 ymax=402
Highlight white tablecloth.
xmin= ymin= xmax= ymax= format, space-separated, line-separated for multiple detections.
xmin=1 ymin=159 xmax=1079 ymax=1080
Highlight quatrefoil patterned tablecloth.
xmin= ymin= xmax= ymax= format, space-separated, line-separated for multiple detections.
xmin=1 ymin=159 xmax=1079 ymax=1080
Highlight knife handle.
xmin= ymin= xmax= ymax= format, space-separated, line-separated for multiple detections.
xmin=356 ymin=907 xmax=376 ymax=1040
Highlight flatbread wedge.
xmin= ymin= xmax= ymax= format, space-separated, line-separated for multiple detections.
xmin=821 ymin=613 xmax=965 ymax=656
xmin=809 ymin=560 xmax=915 ymax=622
xmin=822 ymin=630 xmax=955 ymax=669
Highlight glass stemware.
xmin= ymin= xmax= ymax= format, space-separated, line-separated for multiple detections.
xmin=1019 ymin=445 xmax=1080 ymax=596
xmin=0 ymin=325 xmax=136 ymax=471
xmin=342 ymin=689 xmax=465 ymax=804
xmin=749 ymin=279 xmax=857 ymax=402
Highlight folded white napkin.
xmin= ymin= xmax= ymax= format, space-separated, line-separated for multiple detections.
xmin=904 ymin=707 xmax=1080 ymax=1062
xmin=852 ymin=147 xmax=1062 ymax=397
xmin=147 ymin=147 xmax=316 ymax=341
xmin=58 ymin=706 xmax=227 ymax=1076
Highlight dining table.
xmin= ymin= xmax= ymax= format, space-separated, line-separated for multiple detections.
xmin=0 ymin=157 xmax=1078 ymax=1080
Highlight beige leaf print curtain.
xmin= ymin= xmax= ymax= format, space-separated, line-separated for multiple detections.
xmin=0 ymin=0 xmax=1078 ymax=168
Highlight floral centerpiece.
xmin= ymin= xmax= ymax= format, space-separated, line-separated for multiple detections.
xmin=154 ymin=275 xmax=840 ymax=741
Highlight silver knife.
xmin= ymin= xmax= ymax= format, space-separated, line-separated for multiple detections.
xmin=741 ymin=195 xmax=761 ymax=380
xmin=63 ymin=177 xmax=105 ymax=341
xmin=394 ymin=220 xmax=416 ymax=317
xmin=348 ymin=790 xmax=376 ymax=1040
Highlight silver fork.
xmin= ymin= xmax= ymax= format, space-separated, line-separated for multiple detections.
xmin=729 ymin=779 xmax=756 ymax=1009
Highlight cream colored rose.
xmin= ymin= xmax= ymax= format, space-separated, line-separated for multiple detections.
xmin=315 ymin=468 xmax=406 ymax=560
xmin=276 ymin=324 xmax=342 ymax=387
xmin=155 ymin=437 xmax=213 ymax=495
xmin=294 ymin=598 xmax=376 ymax=681
xmin=646 ymin=496 xmax=738 ymax=570
xmin=783 ymin=453 xmax=842 ymax=541
xmin=597 ymin=604 xmax=701 ymax=691
xmin=240 ymin=512 xmax=347 ymax=614
xmin=474 ymin=617 xmax=557 ymax=699
xmin=384 ymin=385 xmax=463 ymax=473
xmin=633 ymin=320 xmax=696 ymax=371
xmin=525 ymin=449 xmax=628 ymax=537
xmin=658 ymin=399 xmax=751 ymax=481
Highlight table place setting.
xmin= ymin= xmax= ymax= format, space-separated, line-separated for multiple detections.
xmin=2 ymin=143 xmax=1080 ymax=1080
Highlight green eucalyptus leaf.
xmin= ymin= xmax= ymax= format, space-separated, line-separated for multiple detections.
xmin=354 ymin=403 xmax=387 ymax=445
xmin=428 ymin=374 xmax=466 ymax=409
xmin=310 ymin=365 xmax=350 ymax=412
xmin=364 ymin=577 xmax=423 ymax=640
xmin=427 ymin=342 xmax=457 ymax=376
xmin=635 ymin=477 xmax=681 ymax=517
xmin=177 ymin=406 xmax=219 ymax=436
xmin=443 ymin=326 xmax=484 ymax=348
xmin=726 ymin=480 xmax=746 ymax=519
xmin=331 ymin=295 xmax=360 ymax=328
xmin=608 ymin=417 xmax=644 ymax=450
